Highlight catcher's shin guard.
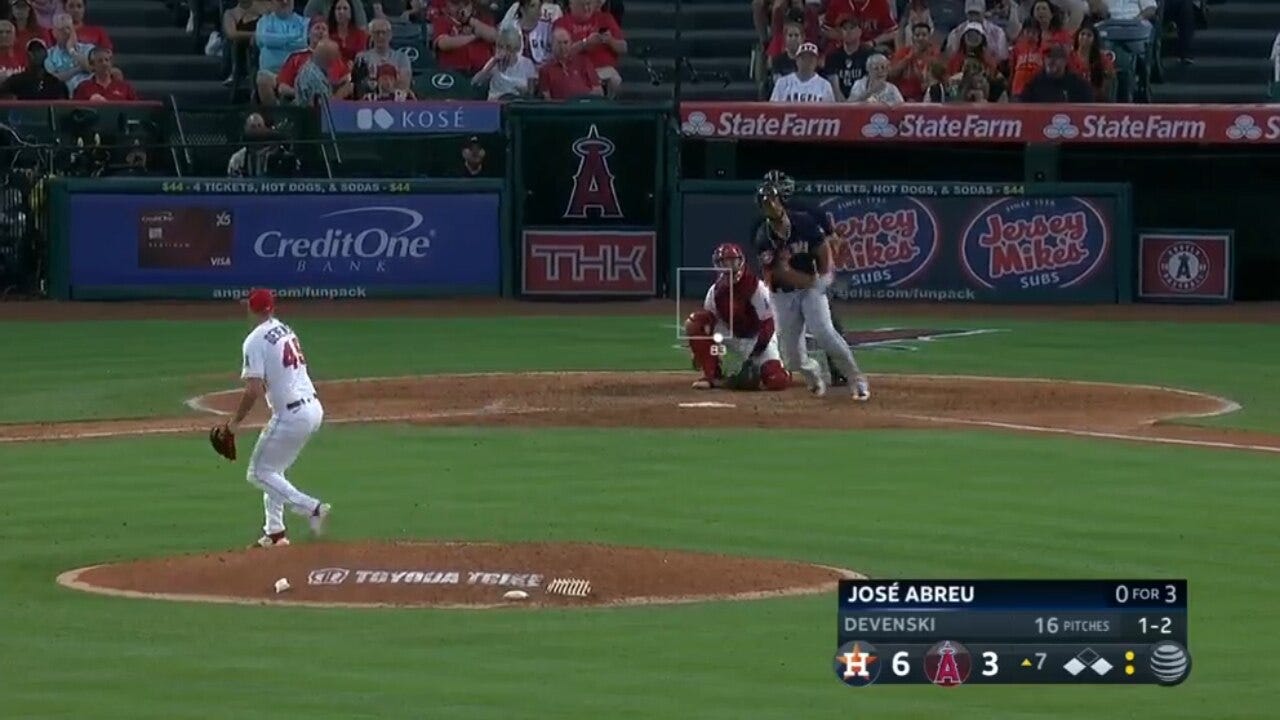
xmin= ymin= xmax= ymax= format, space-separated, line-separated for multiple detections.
xmin=759 ymin=359 xmax=790 ymax=391
xmin=685 ymin=310 xmax=722 ymax=381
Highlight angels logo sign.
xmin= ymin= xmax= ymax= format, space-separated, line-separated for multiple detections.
xmin=563 ymin=124 xmax=623 ymax=219
xmin=923 ymin=640 xmax=972 ymax=687
xmin=821 ymin=195 xmax=939 ymax=289
xmin=1158 ymin=242 xmax=1210 ymax=292
xmin=961 ymin=197 xmax=1109 ymax=292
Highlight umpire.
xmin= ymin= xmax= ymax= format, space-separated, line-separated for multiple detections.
xmin=755 ymin=170 xmax=850 ymax=387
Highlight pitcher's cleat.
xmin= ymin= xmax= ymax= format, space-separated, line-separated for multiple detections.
xmin=309 ymin=503 xmax=331 ymax=535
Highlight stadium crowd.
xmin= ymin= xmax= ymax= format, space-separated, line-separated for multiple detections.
xmin=760 ymin=0 xmax=1203 ymax=104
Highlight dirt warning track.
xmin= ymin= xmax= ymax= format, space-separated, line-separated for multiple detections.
xmin=1 ymin=371 xmax=1275 ymax=453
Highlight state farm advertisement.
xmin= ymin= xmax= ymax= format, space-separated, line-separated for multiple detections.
xmin=681 ymin=184 xmax=1122 ymax=302
xmin=679 ymin=102 xmax=1280 ymax=145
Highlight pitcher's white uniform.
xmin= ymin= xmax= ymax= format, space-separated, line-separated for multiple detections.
xmin=241 ymin=317 xmax=325 ymax=537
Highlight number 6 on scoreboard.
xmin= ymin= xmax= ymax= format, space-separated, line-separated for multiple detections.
xmin=892 ymin=651 xmax=910 ymax=676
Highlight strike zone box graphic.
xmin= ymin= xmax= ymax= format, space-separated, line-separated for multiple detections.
xmin=833 ymin=580 xmax=1190 ymax=687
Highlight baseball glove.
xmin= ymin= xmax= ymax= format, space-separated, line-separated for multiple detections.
xmin=209 ymin=424 xmax=237 ymax=461
xmin=724 ymin=361 xmax=761 ymax=391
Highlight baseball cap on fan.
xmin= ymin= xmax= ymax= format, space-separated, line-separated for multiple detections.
xmin=246 ymin=288 xmax=276 ymax=315
xmin=797 ymin=42 xmax=819 ymax=57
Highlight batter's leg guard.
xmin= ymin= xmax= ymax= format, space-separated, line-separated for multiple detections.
xmin=759 ymin=359 xmax=790 ymax=391
xmin=826 ymin=307 xmax=848 ymax=387
xmin=685 ymin=310 xmax=722 ymax=382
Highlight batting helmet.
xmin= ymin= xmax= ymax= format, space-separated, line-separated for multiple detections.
xmin=763 ymin=170 xmax=796 ymax=198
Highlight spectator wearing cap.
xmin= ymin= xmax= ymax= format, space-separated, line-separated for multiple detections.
xmin=10 ymin=1 xmax=44 ymax=49
xmin=473 ymin=27 xmax=537 ymax=99
xmin=255 ymin=0 xmax=308 ymax=78
xmin=0 ymin=37 xmax=67 ymax=98
xmin=433 ymin=0 xmax=498 ymax=75
xmin=363 ymin=62 xmax=415 ymax=99
xmin=293 ymin=38 xmax=350 ymax=105
xmin=769 ymin=20 xmax=804 ymax=79
xmin=72 ymin=46 xmax=136 ymax=100
xmin=889 ymin=22 xmax=940 ymax=101
xmin=946 ymin=0 xmax=1008 ymax=61
xmin=44 ymin=12 xmax=92 ymax=93
xmin=553 ymin=0 xmax=626 ymax=98
xmin=355 ymin=18 xmax=411 ymax=94
xmin=1019 ymin=43 xmax=1092 ymax=100
xmin=461 ymin=135 xmax=485 ymax=176
xmin=822 ymin=0 xmax=897 ymax=52
xmin=47 ymin=0 xmax=110 ymax=51
xmin=267 ymin=19 xmax=350 ymax=104
xmin=946 ymin=21 xmax=1001 ymax=82
xmin=537 ymin=25 xmax=601 ymax=99
xmin=770 ymin=42 xmax=834 ymax=102
xmin=0 ymin=21 xmax=28 ymax=80
xmin=846 ymin=52 xmax=903 ymax=103
xmin=823 ymin=15 xmax=872 ymax=101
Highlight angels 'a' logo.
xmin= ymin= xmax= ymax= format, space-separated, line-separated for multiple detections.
xmin=563 ymin=124 xmax=623 ymax=219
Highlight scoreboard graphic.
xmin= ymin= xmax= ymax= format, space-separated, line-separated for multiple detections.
xmin=834 ymin=580 xmax=1189 ymax=687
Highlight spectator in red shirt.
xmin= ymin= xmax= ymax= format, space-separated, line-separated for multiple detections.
xmin=553 ymin=0 xmax=626 ymax=97
xmin=0 ymin=21 xmax=28 ymax=80
xmin=72 ymin=47 xmax=137 ymax=100
xmin=1029 ymin=0 xmax=1072 ymax=48
xmin=11 ymin=0 xmax=45 ymax=49
xmin=326 ymin=0 xmax=368 ymax=62
xmin=888 ymin=21 xmax=939 ymax=101
xmin=48 ymin=0 xmax=110 ymax=51
xmin=433 ymin=0 xmax=497 ymax=75
xmin=537 ymin=26 xmax=601 ymax=99
xmin=947 ymin=22 xmax=1005 ymax=97
xmin=1071 ymin=22 xmax=1114 ymax=100
xmin=822 ymin=0 xmax=896 ymax=51
xmin=260 ymin=18 xmax=350 ymax=104
xmin=764 ymin=0 xmax=820 ymax=62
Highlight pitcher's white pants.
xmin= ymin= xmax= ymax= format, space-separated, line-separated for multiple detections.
xmin=772 ymin=287 xmax=862 ymax=384
xmin=246 ymin=401 xmax=324 ymax=535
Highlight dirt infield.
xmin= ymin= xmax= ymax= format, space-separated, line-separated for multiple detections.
xmin=58 ymin=541 xmax=859 ymax=609
xmin=2 ymin=371 xmax=1277 ymax=453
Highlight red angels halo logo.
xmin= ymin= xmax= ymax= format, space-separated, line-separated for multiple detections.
xmin=822 ymin=196 xmax=939 ymax=289
xmin=563 ymin=124 xmax=623 ymax=219
xmin=1158 ymin=241 xmax=1210 ymax=292
xmin=961 ymin=197 xmax=1109 ymax=291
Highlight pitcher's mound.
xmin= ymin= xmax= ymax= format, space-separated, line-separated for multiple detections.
xmin=58 ymin=541 xmax=861 ymax=609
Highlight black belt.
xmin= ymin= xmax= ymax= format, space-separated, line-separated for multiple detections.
xmin=286 ymin=396 xmax=316 ymax=411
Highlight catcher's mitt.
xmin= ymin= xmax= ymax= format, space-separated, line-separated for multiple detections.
xmin=723 ymin=361 xmax=761 ymax=391
xmin=209 ymin=424 xmax=237 ymax=461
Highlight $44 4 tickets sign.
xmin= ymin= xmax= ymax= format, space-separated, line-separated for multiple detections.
xmin=680 ymin=182 xmax=1130 ymax=303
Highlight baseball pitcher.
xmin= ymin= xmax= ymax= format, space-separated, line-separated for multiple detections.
xmin=212 ymin=289 xmax=331 ymax=548
xmin=753 ymin=182 xmax=870 ymax=401
xmin=685 ymin=243 xmax=790 ymax=391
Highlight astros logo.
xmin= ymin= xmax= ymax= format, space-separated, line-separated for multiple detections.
xmin=1158 ymin=242 xmax=1210 ymax=293
xmin=833 ymin=640 xmax=882 ymax=687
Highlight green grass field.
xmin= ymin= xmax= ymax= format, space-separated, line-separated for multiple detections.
xmin=2 ymin=310 xmax=1277 ymax=719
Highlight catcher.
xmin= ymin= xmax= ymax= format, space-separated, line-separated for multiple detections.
xmin=685 ymin=243 xmax=790 ymax=391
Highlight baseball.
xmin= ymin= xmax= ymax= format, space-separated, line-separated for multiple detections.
xmin=712 ymin=332 xmax=723 ymax=343
xmin=274 ymin=577 xmax=291 ymax=593
xmin=503 ymin=590 xmax=529 ymax=601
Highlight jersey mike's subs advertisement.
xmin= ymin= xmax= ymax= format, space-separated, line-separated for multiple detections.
xmin=60 ymin=183 xmax=502 ymax=299
xmin=680 ymin=182 xmax=1130 ymax=303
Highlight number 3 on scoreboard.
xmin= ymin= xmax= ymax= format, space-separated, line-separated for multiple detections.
xmin=982 ymin=651 xmax=999 ymax=677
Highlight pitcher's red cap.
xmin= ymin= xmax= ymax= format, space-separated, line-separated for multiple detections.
xmin=247 ymin=288 xmax=275 ymax=314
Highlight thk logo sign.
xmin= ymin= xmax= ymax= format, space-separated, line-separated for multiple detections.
xmin=523 ymin=231 xmax=656 ymax=296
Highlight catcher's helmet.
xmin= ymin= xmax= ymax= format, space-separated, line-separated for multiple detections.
xmin=762 ymin=170 xmax=796 ymax=198
xmin=713 ymin=242 xmax=747 ymax=281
